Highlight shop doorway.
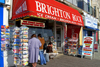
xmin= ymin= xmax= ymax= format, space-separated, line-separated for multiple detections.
xmin=56 ymin=25 xmax=63 ymax=52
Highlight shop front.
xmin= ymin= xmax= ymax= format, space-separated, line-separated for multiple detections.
xmin=1 ymin=0 xmax=84 ymax=66
xmin=12 ymin=0 xmax=84 ymax=51
xmin=83 ymin=12 xmax=98 ymax=45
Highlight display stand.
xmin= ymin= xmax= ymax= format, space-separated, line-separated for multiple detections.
xmin=1 ymin=25 xmax=10 ymax=51
xmin=68 ymin=38 xmax=78 ymax=56
xmin=66 ymin=33 xmax=78 ymax=56
xmin=50 ymin=36 xmax=58 ymax=53
xmin=12 ymin=27 xmax=20 ymax=67
xmin=20 ymin=26 xmax=29 ymax=66
xmin=12 ymin=26 xmax=29 ymax=67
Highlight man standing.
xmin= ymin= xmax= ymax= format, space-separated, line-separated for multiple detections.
xmin=38 ymin=34 xmax=46 ymax=65
xmin=29 ymin=34 xmax=42 ymax=67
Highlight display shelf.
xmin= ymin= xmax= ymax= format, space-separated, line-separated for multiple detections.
xmin=67 ymin=38 xmax=78 ymax=56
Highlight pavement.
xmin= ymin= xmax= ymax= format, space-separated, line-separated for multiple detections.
xmin=17 ymin=53 xmax=100 ymax=67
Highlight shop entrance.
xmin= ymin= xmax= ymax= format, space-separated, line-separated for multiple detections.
xmin=56 ymin=25 xmax=63 ymax=52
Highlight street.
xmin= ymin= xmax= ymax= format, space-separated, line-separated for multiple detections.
xmin=18 ymin=54 xmax=100 ymax=67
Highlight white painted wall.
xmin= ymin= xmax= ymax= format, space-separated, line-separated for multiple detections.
xmin=3 ymin=5 xmax=14 ymax=67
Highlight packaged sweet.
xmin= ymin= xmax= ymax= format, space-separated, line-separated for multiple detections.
xmin=23 ymin=31 xmax=28 ymax=35
xmin=22 ymin=39 xmax=28 ymax=42
xmin=5 ymin=32 xmax=10 ymax=35
xmin=19 ymin=43 xmax=23 ymax=46
xmin=1 ymin=44 xmax=6 ymax=47
xmin=13 ymin=35 xmax=20 ymax=38
xmin=1 ymin=25 xmax=5 ymax=29
xmin=22 ymin=43 xmax=28 ymax=46
xmin=6 ymin=38 xmax=10 ymax=41
xmin=1 ymin=38 xmax=5 ymax=41
xmin=23 ymin=35 xmax=28 ymax=38
xmin=19 ymin=47 xmax=22 ymax=51
xmin=13 ymin=46 xmax=19 ymax=49
xmin=1 ymin=32 xmax=5 ymax=35
xmin=23 ymin=51 xmax=28 ymax=55
xmin=23 ymin=62 xmax=28 ymax=66
xmin=20 ymin=26 xmax=29 ymax=31
xmin=1 ymin=47 xmax=5 ymax=51
xmin=14 ymin=57 xmax=18 ymax=61
xmin=13 ymin=27 xmax=20 ymax=31
xmin=1 ymin=41 xmax=5 ymax=44
xmin=6 ymin=26 xmax=9 ymax=29
xmin=1 ymin=35 xmax=6 ymax=38
xmin=6 ymin=29 xmax=10 ymax=32
xmin=14 ymin=39 xmax=20 ymax=42
xmin=6 ymin=44 xmax=9 ymax=47
xmin=14 ymin=53 xmax=19 ymax=57
xmin=1 ymin=29 xmax=5 ymax=32
xmin=6 ymin=35 xmax=10 ymax=38
xmin=12 ymin=42 xmax=20 ymax=46
xmin=23 ymin=47 xmax=28 ymax=50
xmin=22 ymin=55 xmax=28 ymax=58
xmin=22 ymin=58 xmax=28 ymax=61
xmin=13 ymin=49 xmax=19 ymax=53
xmin=19 ymin=51 xmax=23 ymax=54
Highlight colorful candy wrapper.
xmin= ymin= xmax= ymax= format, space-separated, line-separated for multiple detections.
xmin=23 ymin=35 xmax=28 ymax=38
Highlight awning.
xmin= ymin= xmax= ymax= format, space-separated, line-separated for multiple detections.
xmin=85 ymin=26 xmax=99 ymax=31
xmin=12 ymin=0 xmax=84 ymax=26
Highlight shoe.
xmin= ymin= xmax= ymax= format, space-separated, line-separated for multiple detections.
xmin=44 ymin=64 xmax=46 ymax=65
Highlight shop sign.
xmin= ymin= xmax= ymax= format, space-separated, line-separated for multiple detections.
xmin=84 ymin=12 xmax=97 ymax=29
xmin=82 ymin=36 xmax=94 ymax=57
xmin=0 ymin=0 xmax=5 ymax=4
xmin=12 ymin=0 xmax=84 ymax=26
xmin=21 ymin=20 xmax=45 ymax=28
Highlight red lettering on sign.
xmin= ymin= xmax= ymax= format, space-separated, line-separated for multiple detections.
xmin=21 ymin=20 xmax=45 ymax=27
xmin=84 ymin=53 xmax=90 ymax=55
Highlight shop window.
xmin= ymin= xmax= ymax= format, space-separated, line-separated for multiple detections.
xmin=88 ymin=31 xmax=92 ymax=36
xmin=94 ymin=6 xmax=96 ymax=17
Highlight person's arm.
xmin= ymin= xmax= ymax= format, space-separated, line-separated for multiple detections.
xmin=39 ymin=40 xmax=42 ymax=47
xmin=28 ymin=39 xmax=31 ymax=51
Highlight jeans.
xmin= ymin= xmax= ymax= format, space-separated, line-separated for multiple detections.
xmin=39 ymin=50 xmax=46 ymax=65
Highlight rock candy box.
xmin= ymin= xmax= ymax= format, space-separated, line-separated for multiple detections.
xmin=1 ymin=25 xmax=5 ymax=29
xmin=23 ymin=47 xmax=28 ymax=50
xmin=1 ymin=35 xmax=6 ymax=38
xmin=23 ymin=51 xmax=28 ymax=55
xmin=23 ymin=35 xmax=28 ymax=38
xmin=22 ymin=62 xmax=28 ymax=66
xmin=22 ymin=58 xmax=28 ymax=61
xmin=1 ymin=32 xmax=5 ymax=35
xmin=22 ymin=43 xmax=28 ymax=46
xmin=13 ymin=49 xmax=19 ymax=53
xmin=6 ymin=26 xmax=9 ymax=29
xmin=22 ymin=55 xmax=28 ymax=58
xmin=22 ymin=39 xmax=28 ymax=42
xmin=1 ymin=29 xmax=5 ymax=32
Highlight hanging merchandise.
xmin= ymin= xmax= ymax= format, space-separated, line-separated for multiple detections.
xmin=67 ymin=33 xmax=78 ymax=56
xmin=20 ymin=26 xmax=29 ymax=66
xmin=12 ymin=27 xmax=20 ymax=65
xmin=50 ymin=36 xmax=58 ymax=53
xmin=1 ymin=25 xmax=10 ymax=51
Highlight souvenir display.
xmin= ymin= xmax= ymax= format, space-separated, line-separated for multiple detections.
xmin=50 ymin=36 xmax=58 ymax=53
xmin=1 ymin=25 xmax=10 ymax=51
xmin=67 ymin=33 xmax=78 ymax=56
xmin=20 ymin=26 xmax=29 ymax=66
xmin=12 ymin=27 xmax=20 ymax=65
